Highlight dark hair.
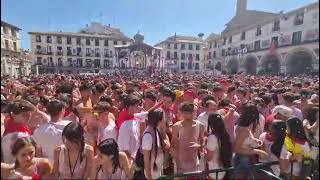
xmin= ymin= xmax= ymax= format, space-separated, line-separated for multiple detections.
xmin=100 ymin=95 xmax=113 ymax=106
xmin=218 ymin=98 xmax=231 ymax=109
xmin=271 ymin=93 xmax=279 ymax=105
xmin=179 ymin=102 xmax=194 ymax=113
xmin=62 ymin=122 xmax=85 ymax=162
xmin=212 ymin=86 xmax=223 ymax=92
xmin=57 ymin=93 xmax=73 ymax=107
xmin=39 ymin=96 xmax=50 ymax=107
xmin=94 ymin=83 xmax=106 ymax=94
xmin=79 ymin=83 xmax=93 ymax=92
xmin=93 ymin=101 xmax=111 ymax=112
xmin=207 ymin=113 xmax=232 ymax=168
xmin=282 ymin=92 xmax=295 ymax=103
xmin=1 ymin=99 xmax=8 ymax=112
xmin=124 ymin=94 xmax=141 ymax=108
xmin=306 ymin=107 xmax=319 ymax=126
xmin=287 ymin=117 xmax=308 ymax=142
xmin=162 ymin=88 xmax=176 ymax=102
xmin=237 ymin=102 xmax=259 ymax=131
xmin=143 ymin=90 xmax=157 ymax=102
xmin=6 ymin=99 xmax=35 ymax=115
xmin=46 ymin=99 xmax=66 ymax=116
xmin=261 ymin=94 xmax=272 ymax=105
xmin=200 ymin=83 xmax=208 ymax=89
xmin=56 ymin=82 xmax=74 ymax=95
xmin=24 ymin=95 xmax=40 ymax=105
xmin=11 ymin=136 xmax=37 ymax=169
xmin=98 ymin=138 xmax=120 ymax=174
xmin=202 ymin=95 xmax=215 ymax=107
xmin=147 ymin=109 xmax=164 ymax=170
xmin=227 ymin=86 xmax=236 ymax=94
xmin=270 ymin=120 xmax=287 ymax=158
xmin=236 ymin=88 xmax=247 ymax=97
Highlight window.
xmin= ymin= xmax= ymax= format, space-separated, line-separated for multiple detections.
xmin=196 ymin=54 xmax=200 ymax=60
xmin=104 ymin=59 xmax=110 ymax=68
xmin=228 ymin=36 xmax=232 ymax=44
xmin=58 ymin=58 xmax=63 ymax=66
xmin=47 ymin=46 xmax=52 ymax=54
xmin=294 ymin=12 xmax=304 ymax=25
xmin=76 ymin=37 xmax=81 ymax=45
xmin=181 ymin=53 xmax=186 ymax=60
xmin=3 ymin=26 xmax=7 ymax=34
xmin=77 ymin=59 xmax=83 ymax=67
xmin=114 ymin=40 xmax=118 ymax=45
xmin=166 ymin=51 xmax=171 ymax=59
xmin=95 ymin=39 xmax=99 ymax=46
xmin=86 ymin=48 xmax=91 ymax=56
xmin=104 ymin=40 xmax=109 ymax=46
xmin=221 ymin=49 xmax=226 ymax=56
xmin=181 ymin=44 xmax=185 ymax=50
xmin=271 ymin=37 xmax=278 ymax=47
xmin=5 ymin=40 xmax=9 ymax=49
xmin=214 ymin=41 xmax=217 ymax=48
xmin=195 ymin=63 xmax=199 ymax=70
xmin=174 ymin=44 xmax=178 ymax=49
xmin=256 ymin=26 xmax=262 ymax=36
xmin=188 ymin=44 xmax=193 ymax=50
xmin=95 ymin=48 xmax=100 ymax=57
xmin=36 ymin=35 xmax=41 ymax=42
xmin=174 ymin=52 xmax=178 ymax=59
xmin=181 ymin=62 xmax=185 ymax=69
xmin=36 ymin=45 xmax=41 ymax=50
xmin=254 ymin=40 xmax=261 ymax=50
xmin=292 ymin=31 xmax=302 ymax=45
xmin=67 ymin=47 xmax=72 ymax=56
xmin=241 ymin=32 xmax=246 ymax=40
xmin=209 ymin=43 xmax=212 ymax=49
xmin=188 ymin=62 xmax=192 ymax=69
xmin=47 ymin=36 xmax=52 ymax=43
xmin=273 ymin=20 xmax=280 ymax=31
xmin=196 ymin=45 xmax=200 ymax=50
xmin=67 ymin=37 xmax=72 ymax=44
xmin=167 ymin=43 xmax=171 ymax=49
xmin=122 ymin=41 xmax=126 ymax=45
xmin=77 ymin=47 xmax=81 ymax=55
xmin=68 ymin=58 xmax=73 ymax=66
xmin=11 ymin=29 xmax=16 ymax=37
xmin=86 ymin=38 xmax=90 ymax=45
xmin=57 ymin=36 xmax=62 ymax=44
xmin=37 ymin=57 xmax=42 ymax=65
xmin=213 ymin=51 xmax=216 ymax=58
xmin=104 ymin=49 xmax=109 ymax=57
xmin=94 ymin=59 xmax=101 ymax=68
xmin=208 ymin=52 xmax=212 ymax=59
xmin=223 ymin=38 xmax=227 ymax=45
xmin=13 ymin=42 xmax=17 ymax=51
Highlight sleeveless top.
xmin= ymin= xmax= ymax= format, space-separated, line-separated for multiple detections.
xmin=58 ymin=145 xmax=88 ymax=179
xmin=8 ymin=159 xmax=41 ymax=179
xmin=176 ymin=120 xmax=201 ymax=173
xmin=95 ymin=165 xmax=125 ymax=179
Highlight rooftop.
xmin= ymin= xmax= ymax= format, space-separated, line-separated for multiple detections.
xmin=1 ymin=20 xmax=21 ymax=30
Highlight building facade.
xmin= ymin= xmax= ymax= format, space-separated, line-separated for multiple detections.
xmin=29 ymin=22 xmax=132 ymax=74
xmin=155 ymin=35 xmax=206 ymax=73
xmin=1 ymin=21 xmax=32 ymax=77
xmin=206 ymin=0 xmax=319 ymax=75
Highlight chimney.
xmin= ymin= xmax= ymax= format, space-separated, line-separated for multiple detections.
xmin=236 ymin=0 xmax=247 ymax=15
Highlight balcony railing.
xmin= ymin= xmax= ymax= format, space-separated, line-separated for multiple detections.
xmin=56 ymin=51 xmax=63 ymax=56
xmin=47 ymin=52 xmax=53 ymax=55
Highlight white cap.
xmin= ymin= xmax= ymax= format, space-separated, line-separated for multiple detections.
xmin=272 ymin=105 xmax=293 ymax=117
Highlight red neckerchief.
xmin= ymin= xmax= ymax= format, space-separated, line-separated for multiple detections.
xmin=64 ymin=107 xmax=72 ymax=117
xmin=116 ymin=108 xmax=134 ymax=130
xmin=3 ymin=116 xmax=31 ymax=136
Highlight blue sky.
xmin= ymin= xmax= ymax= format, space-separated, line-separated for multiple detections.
xmin=1 ymin=0 xmax=317 ymax=49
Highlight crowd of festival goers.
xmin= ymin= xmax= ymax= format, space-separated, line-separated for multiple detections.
xmin=0 ymin=73 xmax=319 ymax=179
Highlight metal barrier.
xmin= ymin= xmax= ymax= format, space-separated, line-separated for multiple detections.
xmin=157 ymin=161 xmax=294 ymax=180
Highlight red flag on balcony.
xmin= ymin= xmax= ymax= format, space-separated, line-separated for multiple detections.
xmin=269 ymin=40 xmax=277 ymax=55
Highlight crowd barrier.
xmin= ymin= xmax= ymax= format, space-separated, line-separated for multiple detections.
xmin=156 ymin=160 xmax=319 ymax=180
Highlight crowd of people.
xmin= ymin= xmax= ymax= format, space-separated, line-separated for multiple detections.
xmin=0 ymin=72 xmax=319 ymax=179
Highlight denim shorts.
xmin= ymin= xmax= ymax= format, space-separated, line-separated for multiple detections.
xmin=232 ymin=153 xmax=253 ymax=173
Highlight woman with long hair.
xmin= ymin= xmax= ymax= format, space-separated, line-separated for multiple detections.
xmin=140 ymin=109 xmax=170 ymax=179
xmin=1 ymin=137 xmax=52 ymax=179
xmin=92 ymin=138 xmax=132 ymax=179
xmin=205 ymin=113 xmax=232 ymax=179
xmin=303 ymin=107 xmax=319 ymax=159
xmin=233 ymin=102 xmax=268 ymax=179
xmin=52 ymin=121 xmax=94 ymax=179
xmin=258 ymin=120 xmax=289 ymax=177
xmin=285 ymin=117 xmax=312 ymax=179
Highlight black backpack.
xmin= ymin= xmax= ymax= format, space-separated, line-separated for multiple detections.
xmin=132 ymin=132 xmax=152 ymax=180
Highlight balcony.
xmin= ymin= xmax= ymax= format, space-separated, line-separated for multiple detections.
xmin=35 ymin=50 xmax=43 ymax=55
xmin=86 ymin=53 xmax=92 ymax=57
xmin=95 ymin=53 xmax=100 ymax=57
xmin=56 ymin=51 xmax=63 ymax=56
xmin=77 ymin=52 xmax=83 ymax=56
xmin=47 ymin=52 xmax=53 ymax=55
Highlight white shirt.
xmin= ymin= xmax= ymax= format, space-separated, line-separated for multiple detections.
xmin=98 ymin=120 xmax=117 ymax=143
xmin=142 ymin=131 xmax=164 ymax=179
xmin=32 ymin=120 xmax=71 ymax=163
xmin=259 ymin=132 xmax=289 ymax=176
xmin=206 ymin=134 xmax=225 ymax=179
xmin=118 ymin=119 xmax=140 ymax=159
xmin=196 ymin=112 xmax=209 ymax=132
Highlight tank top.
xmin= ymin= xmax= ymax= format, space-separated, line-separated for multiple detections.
xmin=58 ymin=145 xmax=87 ymax=179
xmin=8 ymin=159 xmax=41 ymax=180
xmin=95 ymin=165 xmax=125 ymax=179
xmin=176 ymin=120 xmax=201 ymax=173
